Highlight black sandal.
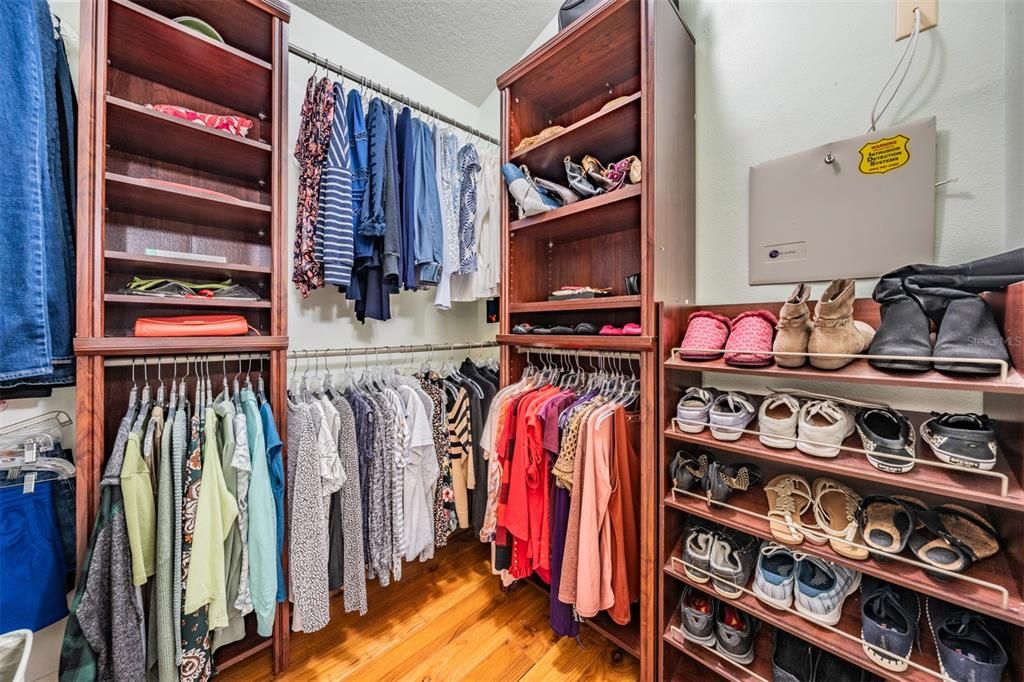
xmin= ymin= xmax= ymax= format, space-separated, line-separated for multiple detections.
xmin=859 ymin=495 xmax=926 ymax=556
xmin=704 ymin=461 xmax=761 ymax=503
xmin=908 ymin=504 xmax=1000 ymax=573
xmin=670 ymin=451 xmax=708 ymax=491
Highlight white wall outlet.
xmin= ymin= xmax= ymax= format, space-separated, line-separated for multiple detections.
xmin=896 ymin=0 xmax=938 ymax=41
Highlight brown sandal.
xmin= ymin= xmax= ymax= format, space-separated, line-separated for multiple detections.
xmin=908 ymin=504 xmax=1000 ymax=573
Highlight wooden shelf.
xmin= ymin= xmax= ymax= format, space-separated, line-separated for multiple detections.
xmin=105 ymin=172 xmax=271 ymax=232
xmin=106 ymin=96 xmax=271 ymax=181
xmin=497 ymin=334 xmax=654 ymax=352
xmin=104 ymin=294 xmax=271 ymax=309
xmin=108 ymin=0 xmax=272 ymax=116
xmin=509 ymin=92 xmax=641 ymax=179
xmin=509 ymin=295 xmax=641 ymax=314
xmin=585 ymin=610 xmax=641 ymax=659
xmin=105 ymin=250 xmax=271 ymax=279
xmin=664 ymin=354 xmax=1024 ymax=395
xmin=663 ymin=489 xmax=1024 ymax=626
xmin=75 ymin=336 xmax=288 ymax=356
xmin=664 ymin=538 xmax=942 ymax=682
xmin=663 ymin=411 xmax=1024 ymax=513
xmin=509 ymin=185 xmax=642 ymax=241
xmin=663 ymin=609 xmax=774 ymax=682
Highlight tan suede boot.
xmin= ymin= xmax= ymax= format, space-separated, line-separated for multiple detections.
xmin=808 ymin=279 xmax=876 ymax=370
xmin=773 ymin=284 xmax=813 ymax=367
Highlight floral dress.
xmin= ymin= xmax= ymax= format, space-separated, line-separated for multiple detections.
xmin=179 ymin=407 xmax=212 ymax=682
xmin=291 ymin=76 xmax=335 ymax=297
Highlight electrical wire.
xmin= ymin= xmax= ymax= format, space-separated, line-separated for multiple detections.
xmin=869 ymin=7 xmax=922 ymax=132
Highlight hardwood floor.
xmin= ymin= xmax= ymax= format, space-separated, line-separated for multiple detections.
xmin=219 ymin=532 xmax=640 ymax=681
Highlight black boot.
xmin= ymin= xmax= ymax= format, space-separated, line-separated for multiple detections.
xmin=868 ymin=298 xmax=933 ymax=371
xmin=933 ymin=297 xmax=1010 ymax=375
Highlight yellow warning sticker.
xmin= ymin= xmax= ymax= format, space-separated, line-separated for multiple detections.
xmin=858 ymin=134 xmax=910 ymax=174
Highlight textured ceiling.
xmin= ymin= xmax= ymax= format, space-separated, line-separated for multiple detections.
xmin=291 ymin=0 xmax=561 ymax=105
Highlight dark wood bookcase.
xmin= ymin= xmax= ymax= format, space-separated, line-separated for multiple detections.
xmin=73 ymin=0 xmax=292 ymax=673
xmin=657 ymin=285 xmax=1024 ymax=680
xmin=495 ymin=1 xmax=696 ymax=679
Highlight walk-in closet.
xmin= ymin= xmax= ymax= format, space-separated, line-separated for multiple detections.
xmin=1 ymin=1 xmax=1021 ymax=681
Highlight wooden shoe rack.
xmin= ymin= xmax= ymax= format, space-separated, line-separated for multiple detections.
xmin=495 ymin=1 xmax=696 ymax=679
xmin=657 ymin=284 xmax=1024 ymax=680
xmin=74 ymin=0 xmax=291 ymax=673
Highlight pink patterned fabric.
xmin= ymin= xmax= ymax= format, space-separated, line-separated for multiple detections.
xmin=724 ymin=310 xmax=779 ymax=366
xmin=151 ymin=104 xmax=253 ymax=137
xmin=679 ymin=311 xmax=731 ymax=360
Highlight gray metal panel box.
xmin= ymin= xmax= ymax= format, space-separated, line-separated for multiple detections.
xmin=749 ymin=117 xmax=936 ymax=285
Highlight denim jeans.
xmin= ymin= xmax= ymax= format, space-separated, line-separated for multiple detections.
xmin=0 ymin=1 xmax=75 ymax=387
xmin=413 ymin=119 xmax=444 ymax=286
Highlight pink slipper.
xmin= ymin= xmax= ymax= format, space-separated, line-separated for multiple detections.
xmin=678 ymin=311 xmax=732 ymax=360
xmin=724 ymin=310 xmax=779 ymax=366
xmin=622 ymin=323 xmax=642 ymax=336
xmin=599 ymin=325 xmax=624 ymax=336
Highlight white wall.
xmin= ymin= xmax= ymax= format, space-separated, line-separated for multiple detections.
xmin=285 ymin=5 xmax=497 ymax=364
xmin=676 ymin=0 xmax=1014 ymax=306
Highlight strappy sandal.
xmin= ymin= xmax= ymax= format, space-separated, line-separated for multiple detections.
xmin=764 ymin=475 xmax=819 ymax=545
xmin=812 ymin=479 xmax=868 ymax=560
xmin=670 ymin=451 xmax=709 ymax=491
xmin=859 ymin=495 xmax=926 ymax=556
xmin=705 ymin=461 xmax=762 ymax=503
xmin=908 ymin=505 xmax=1001 ymax=574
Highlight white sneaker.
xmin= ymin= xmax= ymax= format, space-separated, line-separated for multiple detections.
xmin=709 ymin=392 xmax=758 ymax=442
xmin=758 ymin=393 xmax=801 ymax=449
xmin=796 ymin=400 xmax=854 ymax=457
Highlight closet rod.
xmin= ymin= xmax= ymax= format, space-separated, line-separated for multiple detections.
xmin=288 ymin=43 xmax=500 ymax=146
xmin=288 ymin=341 xmax=498 ymax=360
xmin=103 ymin=352 xmax=271 ymax=368
xmin=514 ymin=346 xmax=642 ymax=361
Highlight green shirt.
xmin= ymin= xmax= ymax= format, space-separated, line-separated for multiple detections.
xmin=183 ymin=408 xmax=239 ymax=629
xmin=120 ymin=431 xmax=155 ymax=585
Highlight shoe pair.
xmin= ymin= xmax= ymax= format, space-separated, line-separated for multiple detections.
xmin=679 ymin=586 xmax=760 ymax=665
xmin=670 ymin=451 xmax=762 ymax=503
xmin=681 ymin=521 xmax=760 ymax=599
xmin=678 ymin=310 xmax=779 ymax=367
xmin=758 ymin=393 xmax=857 ymax=457
xmin=598 ymin=323 xmax=641 ymax=336
xmin=774 ymin=280 xmax=876 ymax=370
xmin=511 ymin=322 xmax=598 ymax=335
xmin=751 ymin=542 xmax=861 ymax=626
xmin=676 ymin=387 xmax=758 ymax=441
xmin=859 ymin=496 xmax=1001 ymax=573
xmin=764 ymin=475 xmax=868 ymax=560
xmin=861 ymin=580 xmax=1010 ymax=681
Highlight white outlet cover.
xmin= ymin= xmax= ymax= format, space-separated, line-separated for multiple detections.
xmin=897 ymin=0 xmax=938 ymax=40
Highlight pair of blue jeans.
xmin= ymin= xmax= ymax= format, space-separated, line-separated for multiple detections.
xmin=0 ymin=1 xmax=75 ymax=387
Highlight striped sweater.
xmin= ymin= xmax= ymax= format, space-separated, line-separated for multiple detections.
xmin=317 ymin=82 xmax=356 ymax=288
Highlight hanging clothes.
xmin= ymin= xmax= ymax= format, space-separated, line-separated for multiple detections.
xmin=479 ymin=365 xmax=641 ymax=635
xmin=292 ymin=77 xmax=334 ymax=297
xmin=433 ymin=129 xmax=462 ymax=310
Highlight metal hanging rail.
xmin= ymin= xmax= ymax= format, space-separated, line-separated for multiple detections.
xmin=287 ymin=341 xmax=499 ymax=360
xmin=103 ymin=352 xmax=271 ymax=368
xmin=514 ymin=345 xmax=643 ymax=361
xmin=288 ymin=43 xmax=500 ymax=146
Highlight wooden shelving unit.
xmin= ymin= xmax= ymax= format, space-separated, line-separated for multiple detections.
xmin=75 ymin=0 xmax=291 ymax=674
xmin=496 ymin=2 xmax=696 ymax=679
xmin=657 ymin=286 xmax=1024 ymax=680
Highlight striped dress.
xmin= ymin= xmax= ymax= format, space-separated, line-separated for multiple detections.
xmin=318 ymin=82 xmax=356 ymax=288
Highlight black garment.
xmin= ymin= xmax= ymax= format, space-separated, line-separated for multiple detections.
xmin=460 ymin=360 xmax=497 ymax=536
xmin=327 ymin=491 xmax=344 ymax=591
xmin=873 ymin=248 xmax=1024 ymax=322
